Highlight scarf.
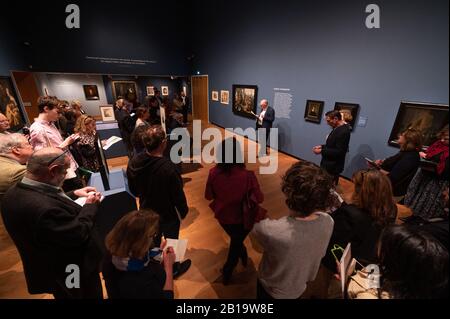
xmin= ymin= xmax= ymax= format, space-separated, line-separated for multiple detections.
xmin=426 ymin=140 xmax=449 ymax=175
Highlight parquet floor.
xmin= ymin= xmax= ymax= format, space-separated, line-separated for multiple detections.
xmin=0 ymin=122 xmax=411 ymax=299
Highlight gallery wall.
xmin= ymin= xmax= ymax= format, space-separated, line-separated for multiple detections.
xmin=34 ymin=73 xmax=109 ymax=116
xmin=192 ymin=0 xmax=449 ymax=177
xmin=0 ymin=0 xmax=193 ymax=76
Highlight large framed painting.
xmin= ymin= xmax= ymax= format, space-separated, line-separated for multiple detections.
xmin=304 ymin=100 xmax=324 ymax=124
xmin=112 ymin=81 xmax=138 ymax=103
xmin=232 ymin=84 xmax=258 ymax=119
xmin=334 ymin=102 xmax=360 ymax=131
xmin=0 ymin=76 xmax=27 ymax=131
xmin=83 ymin=85 xmax=100 ymax=100
xmin=388 ymin=101 xmax=449 ymax=148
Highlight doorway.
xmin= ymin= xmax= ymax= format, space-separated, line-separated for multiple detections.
xmin=191 ymin=75 xmax=209 ymax=123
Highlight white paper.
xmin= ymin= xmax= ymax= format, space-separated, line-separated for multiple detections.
xmin=164 ymin=238 xmax=188 ymax=262
xmin=340 ymin=243 xmax=352 ymax=297
xmin=103 ymin=136 xmax=122 ymax=150
xmin=74 ymin=194 xmax=105 ymax=207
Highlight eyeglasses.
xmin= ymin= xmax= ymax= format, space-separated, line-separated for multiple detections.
xmin=46 ymin=149 xmax=70 ymax=167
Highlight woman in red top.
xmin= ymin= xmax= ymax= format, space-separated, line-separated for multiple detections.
xmin=205 ymin=137 xmax=264 ymax=285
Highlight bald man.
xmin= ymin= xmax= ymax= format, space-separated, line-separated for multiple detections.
xmin=255 ymin=99 xmax=275 ymax=156
xmin=1 ymin=148 xmax=103 ymax=299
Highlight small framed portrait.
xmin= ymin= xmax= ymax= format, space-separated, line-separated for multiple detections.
xmin=220 ymin=90 xmax=229 ymax=105
xmin=146 ymin=86 xmax=155 ymax=96
xmin=232 ymin=84 xmax=258 ymax=119
xmin=99 ymin=105 xmax=116 ymax=122
xmin=83 ymin=85 xmax=99 ymax=100
xmin=334 ymin=102 xmax=360 ymax=131
xmin=304 ymin=100 xmax=324 ymax=124
xmin=161 ymin=86 xmax=169 ymax=96
xmin=212 ymin=91 xmax=219 ymax=101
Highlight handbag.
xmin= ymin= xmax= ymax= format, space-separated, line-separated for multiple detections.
xmin=242 ymin=172 xmax=267 ymax=230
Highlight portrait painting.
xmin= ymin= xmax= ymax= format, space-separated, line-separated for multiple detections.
xmin=220 ymin=90 xmax=229 ymax=105
xmin=388 ymin=101 xmax=449 ymax=148
xmin=212 ymin=91 xmax=219 ymax=101
xmin=232 ymin=84 xmax=258 ymax=119
xmin=304 ymin=100 xmax=324 ymax=124
xmin=334 ymin=102 xmax=360 ymax=131
xmin=83 ymin=85 xmax=100 ymax=100
xmin=99 ymin=105 xmax=116 ymax=122
xmin=146 ymin=86 xmax=155 ymax=96
xmin=161 ymin=86 xmax=169 ymax=96
xmin=0 ymin=76 xmax=27 ymax=131
xmin=112 ymin=81 xmax=138 ymax=103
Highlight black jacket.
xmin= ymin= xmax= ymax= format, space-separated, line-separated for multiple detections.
xmin=321 ymin=124 xmax=351 ymax=175
xmin=1 ymin=182 xmax=103 ymax=294
xmin=127 ymin=153 xmax=188 ymax=225
xmin=322 ymin=203 xmax=388 ymax=271
xmin=102 ymin=257 xmax=173 ymax=299
xmin=114 ymin=108 xmax=135 ymax=145
xmin=381 ymin=150 xmax=420 ymax=196
xmin=256 ymin=106 xmax=275 ymax=129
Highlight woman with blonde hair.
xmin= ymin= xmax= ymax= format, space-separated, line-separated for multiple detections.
xmin=374 ymin=128 xmax=422 ymax=197
xmin=76 ymin=116 xmax=100 ymax=172
xmin=322 ymin=169 xmax=397 ymax=271
xmin=102 ymin=209 xmax=176 ymax=299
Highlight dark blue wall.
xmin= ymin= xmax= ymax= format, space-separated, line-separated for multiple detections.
xmin=192 ymin=0 xmax=449 ymax=177
xmin=1 ymin=0 xmax=193 ymax=76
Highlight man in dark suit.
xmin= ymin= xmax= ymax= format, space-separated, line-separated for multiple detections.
xmin=114 ymin=98 xmax=135 ymax=158
xmin=180 ymin=90 xmax=190 ymax=125
xmin=255 ymin=99 xmax=275 ymax=156
xmin=1 ymin=148 xmax=103 ymax=299
xmin=313 ymin=110 xmax=351 ymax=185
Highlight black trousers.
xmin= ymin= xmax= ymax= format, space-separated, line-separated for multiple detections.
xmin=256 ymin=125 xmax=271 ymax=154
xmin=52 ymin=271 xmax=103 ymax=299
xmin=220 ymin=224 xmax=250 ymax=276
xmin=62 ymin=176 xmax=84 ymax=193
xmin=155 ymin=218 xmax=181 ymax=246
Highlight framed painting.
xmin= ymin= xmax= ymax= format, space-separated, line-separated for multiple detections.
xmin=0 ymin=76 xmax=27 ymax=131
xmin=161 ymin=86 xmax=169 ymax=96
xmin=112 ymin=81 xmax=138 ymax=103
xmin=334 ymin=102 xmax=360 ymax=131
xmin=220 ymin=90 xmax=229 ymax=105
xmin=212 ymin=91 xmax=219 ymax=101
xmin=83 ymin=85 xmax=100 ymax=100
xmin=304 ymin=100 xmax=324 ymax=124
xmin=146 ymin=86 xmax=155 ymax=96
xmin=388 ymin=101 xmax=449 ymax=148
xmin=232 ymin=84 xmax=258 ymax=119
xmin=99 ymin=105 xmax=116 ymax=122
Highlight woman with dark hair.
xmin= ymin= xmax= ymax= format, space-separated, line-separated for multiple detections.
xmin=205 ymin=137 xmax=264 ymax=285
xmin=252 ymin=161 xmax=334 ymax=299
xmin=135 ymin=106 xmax=150 ymax=128
xmin=102 ymin=209 xmax=176 ymax=299
xmin=404 ymin=125 xmax=449 ymax=219
xmin=374 ymin=128 xmax=422 ymax=197
xmin=322 ymin=169 xmax=397 ymax=271
xmin=377 ymin=225 xmax=448 ymax=299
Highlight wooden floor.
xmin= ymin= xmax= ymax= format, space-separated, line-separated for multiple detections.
xmin=0 ymin=123 xmax=411 ymax=299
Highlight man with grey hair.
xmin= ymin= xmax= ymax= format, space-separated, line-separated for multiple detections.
xmin=1 ymin=148 xmax=104 ymax=299
xmin=254 ymin=99 xmax=275 ymax=156
xmin=0 ymin=133 xmax=33 ymax=203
